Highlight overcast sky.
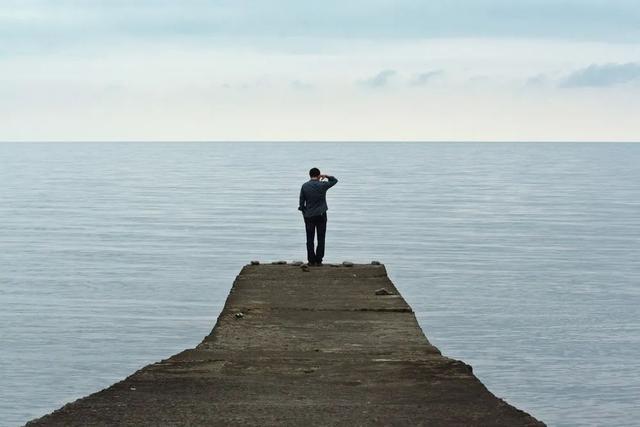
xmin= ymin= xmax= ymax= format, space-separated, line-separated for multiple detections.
xmin=1 ymin=0 xmax=639 ymax=141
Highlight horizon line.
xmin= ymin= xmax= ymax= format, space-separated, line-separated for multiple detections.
xmin=1 ymin=140 xmax=639 ymax=144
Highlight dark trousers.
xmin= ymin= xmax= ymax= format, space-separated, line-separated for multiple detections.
xmin=304 ymin=213 xmax=327 ymax=264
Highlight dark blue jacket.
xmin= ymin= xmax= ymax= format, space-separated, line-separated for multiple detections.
xmin=298 ymin=176 xmax=338 ymax=218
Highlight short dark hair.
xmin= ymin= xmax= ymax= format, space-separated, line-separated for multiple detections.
xmin=309 ymin=167 xmax=320 ymax=177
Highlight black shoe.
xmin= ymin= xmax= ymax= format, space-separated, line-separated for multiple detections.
xmin=308 ymin=261 xmax=317 ymax=266
xmin=316 ymin=261 xmax=323 ymax=267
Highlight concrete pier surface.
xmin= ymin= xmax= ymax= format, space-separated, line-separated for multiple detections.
xmin=27 ymin=263 xmax=544 ymax=426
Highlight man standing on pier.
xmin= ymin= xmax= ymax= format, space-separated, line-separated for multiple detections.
xmin=298 ymin=168 xmax=338 ymax=266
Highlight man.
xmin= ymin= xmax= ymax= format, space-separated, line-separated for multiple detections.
xmin=298 ymin=168 xmax=338 ymax=266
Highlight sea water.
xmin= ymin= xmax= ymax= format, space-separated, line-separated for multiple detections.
xmin=1 ymin=142 xmax=638 ymax=426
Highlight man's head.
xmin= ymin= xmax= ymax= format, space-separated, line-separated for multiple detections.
xmin=309 ymin=167 xmax=321 ymax=178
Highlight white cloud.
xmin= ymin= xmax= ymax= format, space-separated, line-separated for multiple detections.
xmin=410 ymin=70 xmax=444 ymax=86
xmin=560 ymin=63 xmax=640 ymax=88
xmin=291 ymin=80 xmax=314 ymax=90
xmin=360 ymin=70 xmax=397 ymax=88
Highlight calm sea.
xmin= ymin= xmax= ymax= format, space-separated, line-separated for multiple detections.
xmin=1 ymin=142 xmax=639 ymax=426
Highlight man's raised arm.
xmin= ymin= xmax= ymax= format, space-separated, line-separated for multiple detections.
xmin=321 ymin=175 xmax=338 ymax=188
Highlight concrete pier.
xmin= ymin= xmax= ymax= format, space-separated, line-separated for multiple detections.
xmin=27 ymin=263 xmax=544 ymax=426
